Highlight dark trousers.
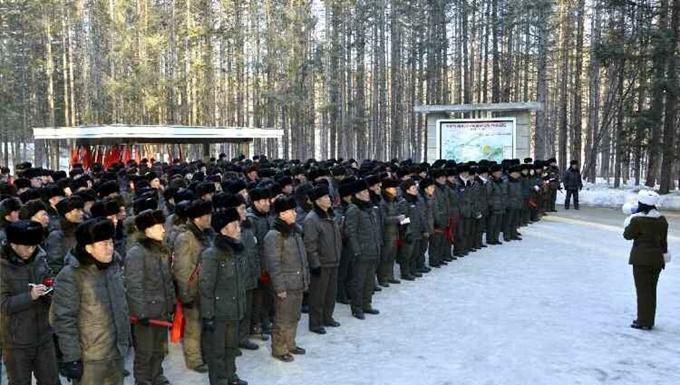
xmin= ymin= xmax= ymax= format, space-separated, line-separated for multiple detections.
xmin=417 ymin=236 xmax=429 ymax=269
xmin=549 ymin=188 xmax=558 ymax=211
xmin=475 ymin=215 xmax=485 ymax=248
xmin=272 ymin=291 xmax=303 ymax=357
xmin=378 ymin=242 xmax=397 ymax=283
xmin=133 ymin=323 xmax=168 ymax=385
xmin=203 ymin=320 xmax=240 ymax=384
xmin=565 ymin=189 xmax=579 ymax=209
xmin=337 ymin=247 xmax=353 ymax=302
xmin=257 ymin=280 xmax=276 ymax=332
xmin=503 ymin=209 xmax=521 ymax=240
xmin=633 ymin=265 xmax=663 ymax=328
xmin=239 ymin=289 xmax=255 ymax=343
xmin=454 ymin=217 xmax=469 ymax=254
xmin=487 ymin=212 xmax=503 ymax=243
xmin=75 ymin=359 xmax=124 ymax=385
xmin=521 ymin=203 xmax=531 ymax=225
xmin=3 ymin=339 xmax=59 ymax=385
xmin=398 ymin=241 xmax=417 ymax=277
xmin=309 ymin=267 xmax=338 ymax=330
xmin=349 ymin=260 xmax=378 ymax=313
xmin=430 ymin=232 xmax=447 ymax=265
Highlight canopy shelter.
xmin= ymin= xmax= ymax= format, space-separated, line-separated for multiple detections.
xmin=414 ymin=102 xmax=541 ymax=163
xmin=32 ymin=124 xmax=284 ymax=168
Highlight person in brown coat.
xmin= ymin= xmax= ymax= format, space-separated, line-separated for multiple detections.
xmin=623 ymin=191 xmax=669 ymax=331
xmin=264 ymin=196 xmax=309 ymax=363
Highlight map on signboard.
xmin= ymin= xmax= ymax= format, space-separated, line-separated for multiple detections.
xmin=438 ymin=119 xmax=514 ymax=163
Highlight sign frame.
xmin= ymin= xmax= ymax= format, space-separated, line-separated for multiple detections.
xmin=435 ymin=117 xmax=517 ymax=162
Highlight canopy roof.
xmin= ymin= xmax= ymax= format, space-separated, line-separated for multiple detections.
xmin=33 ymin=125 xmax=283 ymax=144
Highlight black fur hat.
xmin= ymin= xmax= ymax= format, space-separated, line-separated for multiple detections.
xmin=75 ymin=189 xmax=97 ymax=203
xmin=351 ymin=180 xmax=370 ymax=195
xmin=430 ymin=168 xmax=447 ymax=179
xmin=6 ymin=220 xmax=43 ymax=246
xmin=19 ymin=199 xmax=47 ymax=220
xmin=19 ymin=189 xmax=42 ymax=204
xmin=132 ymin=197 xmax=158 ymax=215
xmin=249 ymin=187 xmax=270 ymax=202
xmin=43 ymin=185 xmax=64 ymax=200
xmin=196 ymin=181 xmax=216 ymax=198
xmin=381 ymin=178 xmax=399 ymax=189
xmin=273 ymin=196 xmax=297 ymax=214
xmin=338 ymin=177 xmax=357 ymax=198
xmin=14 ymin=178 xmax=31 ymax=190
xmin=143 ymin=171 xmax=159 ymax=182
xmin=185 ymin=199 xmax=213 ymax=219
xmin=308 ymin=185 xmax=330 ymax=202
xmin=213 ymin=193 xmax=245 ymax=211
xmin=76 ymin=217 xmax=115 ymax=246
xmin=90 ymin=199 xmax=121 ymax=218
xmin=490 ymin=164 xmax=503 ymax=173
xmin=135 ymin=209 xmax=166 ymax=232
xmin=97 ymin=180 xmax=120 ymax=198
xmin=524 ymin=157 xmax=533 ymax=164
xmin=56 ymin=196 xmax=84 ymax=217
xmin=0 ymin=197 xmax=23 ymax=218
xmin=419 ymin=177 xmax=435 ymax=190
xmin=211 ymin=207 xmax=241 ymax=233
xmin=400 ymin=179 xmax=416 ymax=193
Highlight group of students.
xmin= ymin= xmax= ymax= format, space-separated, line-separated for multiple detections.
xmin=0 ymin=154 xmax=572 ymax=385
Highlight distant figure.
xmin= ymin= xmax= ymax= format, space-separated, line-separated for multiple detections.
xmin=623 ymin=191 xmax=669 ymax=330
xmin=563 ymin=160 xmax=583 ymax=210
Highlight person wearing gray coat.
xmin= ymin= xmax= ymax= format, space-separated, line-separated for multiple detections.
xmin=125 ymin=210 xmax=175 ymax=385
xmin=304 ymin=185 xmax=342 ymax=335
xmin=264 ymin=196 xmax=310 ymax=363
xmin=51 ymin=218 xmax=131 ymax=385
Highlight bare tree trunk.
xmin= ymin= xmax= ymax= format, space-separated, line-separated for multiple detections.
xmin=534 ymin=0 xmax=551 ymax=159
xmin=660 ymin=0 xmax=680 ymax=193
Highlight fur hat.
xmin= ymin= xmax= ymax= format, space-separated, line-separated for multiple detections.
xmin=185 ymin=199 xmax=213 ymax=219
xmin=381 ymin=178 xmax=399 ymax=189
xmin=249 ymin=187 xmax=270 ymax=202
xmin=75 ymin=189 xmax=97 ymax=203
xmin=352 ymin=180 xmax=370 ymax=195
xmin=132 ymin=197 xmax=158 ymax=215
xmin=547 ymin=158 xmax=557 ymax=164
xmin=76 ymin=217 xmax=115 ymax=246
xmin=524 ymin=157 xmax=533 ymax=164
xmin=400 ymin=179 xmax=416 ymax=193
xmin=570 ymin=160 xmax=579 ymax=166
xmin=477 ymin=166 xmax=489 ymax=175
xmin=6 ymin=220 xmax=43 ymax=246
xmin=19 ymin=199 xmax=47 ymax=220
xmin=14 ymin=178 xmax=31 ymax=190
xmin=19 ymin=189 xmax=42 ymax=204
xmin=419 ymin=177 xmax=435 ymax=190
xmin=364 ymin=174 xmax=380 ymax=187
xmin=430 ymin=169 xmax=446 ymax=179
xmin=143 ymin=171 xmax=159 ymax=182
xmin=56 ymin=196 xmax=84 ymax=217
xmin=196 ymin=181 xmax=216 ymax=197
xmin=43 ymin=185 xmax=64 ymax=200
xmin=226 ymin=179 xmax=247 ymax=195
xmin=273 ymin=196 xmax=297 ymax=214
xmin=134 ymin=209 xmax=166 ymax=231
xmin=97 ymin=180 xmax=120 ymax=198
xmin=213 ymin=193 xmax=245 ymax=211
xmin=490 ymin=164 xmax=503 ymax=173
xmin=308 ymin=185 xmax=330 ymax=202
xmin=638 ymin=190 xmax=660 ymax=207
xmin=174 ymin=189 xmax=195 ymax=203
xmin=338 ymin=177 xmax=357 ymax=198
xmin=90 ymin=199 xmax=121 ymax=218
xmin=0 ymin=197 xmax=22 ymax=218
xmin=211 ymin=207 xmax=241 ymax=233
xmin=457 ymin=164 xmax=471 ymax=174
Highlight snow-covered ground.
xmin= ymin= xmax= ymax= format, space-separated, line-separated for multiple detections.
xmin=109 ymin=207 xmax=680 ymax=385
xmin=557 ymin=183 xmax=680 ymax=211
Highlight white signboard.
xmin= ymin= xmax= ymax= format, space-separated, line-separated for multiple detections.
xmin=436 ymin=118 xmax=516 ymax=163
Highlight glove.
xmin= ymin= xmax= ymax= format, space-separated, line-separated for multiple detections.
xmin=311 ymin=266 xmax=321 ymax=277
xmin=59 ymin=361 xmax=83 ymax=380
xmin=202 ymin=317 xmax=216 ymax=333
xmin=183 ymin=301 xmax=195 ymax=309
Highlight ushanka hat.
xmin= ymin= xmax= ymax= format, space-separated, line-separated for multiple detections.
xmin=135 ymin=209 xmax=166 ymax=231
xmin=381 ymin=178 xmax=399 ymax=189
xmin=90 ymin=199 xmax=121 ymax=218
xmin=273 ymin=196 xmax=297 ymax=214
xmin=19 ymin=199 xmax=48 ymax=220
xmin=419 ymin=177 xmax=435 ymax=190
xmin=6 ymin=220 xmax=43 ymax=246
xmin=195 ymin=181 xmax=216 ymax=197
xmin=56 ymin=196 xmax=84 ymax=217
xmin=75 ymin=217 xmax=116 ymax=246
xmin=185 ymin=199 xmax=213 ymax=219
xmin=211 ymin=207 xmax=241 ymax=233
xmin=249 ymin=187 xmax=270 ymax=202
xmin=308 ymin=185 xmax=330 ymax=202
xmin=0 ymin=197 xmax=22 ymax=218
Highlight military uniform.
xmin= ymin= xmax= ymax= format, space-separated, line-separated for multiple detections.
xmin=238 ymin=217 xmax=260 ymax=347
xmin=504 ymin=174 xmax=523 ymax=241
xmin=397 ymin=187 xmax=422 ymax=279
xmin=378 ymin=192 xmax=402 ymax=284
xmin=430 ymin=177 xmax=450 ymax=267
xmin=487 ymin=176 xmax=507 ymax=244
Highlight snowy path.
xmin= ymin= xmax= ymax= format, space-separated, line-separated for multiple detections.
xmin=118 ymin=208 xmax=680 ymax=385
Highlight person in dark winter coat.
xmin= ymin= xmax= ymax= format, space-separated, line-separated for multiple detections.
xmin=378 ymin=178 xmax=405 ymax=286
xmin=200 ymin=208 xmax=249 ymax=385
xmin=46 ymin=196 xmax=85 ymax=274
xmin=416 ymin=178 xmax=435 ymax=273
xmin=51 ymin=218 xmax=131 ymax=385
xmin=397 ymin=179 xmax=422 ymax=280
xmin=545 ymin=158 xmax=560 ymax=212
xmin=474 ymin=167 xmax=491 ymax=249
xmin=430 ymin=169 xmax=450 ymax=268
xmin=334 ymin=178 xmax=356 ymax=304
xmin=504 ymin=166 xmax=523 ymax=242
xmin=0 ymin=197 xmax=22 ymax=245
xmin=245 ymin=187 xmax=274 ymax=338
xmin=125 ymin=209 xmax=175 ymax=385
xmin=264 ymin=196 xmax=310 ymax=362
xmin=623 ymin=191 xmax=669 ymax=330
xmin=345 ymin=180 xmax=382 ymax=319
xmin=0 ymin=221 xmax=59 ymax=385
xmin=487 ymin=165 xmax=506 ymax=245
xmin=172 ymin=199 xmax=213 ymax=373
xmin=304 ymin=185 xmax=342 ymax=334
xmin=563 ymin=160 xmax=583 ymax=210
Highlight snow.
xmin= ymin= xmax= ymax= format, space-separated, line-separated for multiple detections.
xmin=108 ymin=207 xmax=680 ymax=385
xmin=557 ymin=182 xmax=680 ymax=211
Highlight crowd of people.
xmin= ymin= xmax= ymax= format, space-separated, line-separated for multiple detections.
xmin=0 ymin=154 xmax=575 ymax=385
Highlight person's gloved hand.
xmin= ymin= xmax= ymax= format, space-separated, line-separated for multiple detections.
xmin=202 ymin=317 xmax=216 ymax=333
xmin=59 ymin=360 xmax=83 ymax=380
xmin=311 ymin=266 xmax=321 ymax=277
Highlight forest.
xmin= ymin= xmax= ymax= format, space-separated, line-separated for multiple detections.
xmin=0 ymin=0 xmax=678 ymax=192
